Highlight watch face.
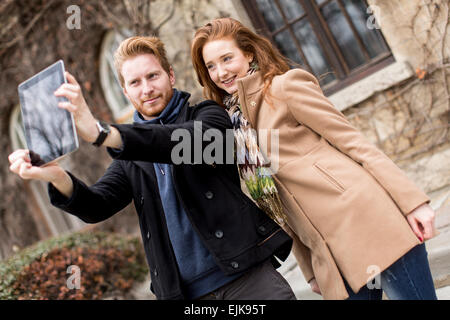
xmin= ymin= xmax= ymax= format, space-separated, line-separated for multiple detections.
xmin=97 ymin=121 xmax=110 ymax=133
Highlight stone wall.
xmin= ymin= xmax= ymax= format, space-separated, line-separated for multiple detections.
xmin=344 ymin=0 xmax=450 ymax=202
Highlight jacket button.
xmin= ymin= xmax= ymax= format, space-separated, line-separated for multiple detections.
xmin=153 ymin=269 xmax=158 ymax=277
xmin=215 ymin=230 xmax=224 ymax=239
xmin=258 ymin=226 xmax=266 ymax=233
xmin=231 ymin=261 xmax=239 ymax=269
xmin=147 ymin=231 xmax=150 ymax=239
xmin=140 ymin=196 xmax=144 ymax=205
xmin=205 ymin=191 xmax=214 ymax=199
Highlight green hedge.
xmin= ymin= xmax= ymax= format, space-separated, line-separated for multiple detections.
xmin=0 ymin=231 xmax=148 ymax=300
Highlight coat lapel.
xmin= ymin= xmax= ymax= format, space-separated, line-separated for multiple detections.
xmin=237 ymin=71 xmax=264 ymax=127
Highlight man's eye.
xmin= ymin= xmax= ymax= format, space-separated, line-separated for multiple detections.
xmin=224 ymin=56 xmax=231 ymax=62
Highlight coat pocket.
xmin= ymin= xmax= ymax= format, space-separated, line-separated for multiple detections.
xmin=313 ymin=162 xmax=346 ymax=193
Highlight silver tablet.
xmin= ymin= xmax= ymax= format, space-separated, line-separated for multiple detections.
xmin=18 ymin=60 xmax=79 ymax=166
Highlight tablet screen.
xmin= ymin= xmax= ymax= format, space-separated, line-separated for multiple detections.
xmin=18 ymin=60 xmax=78 ymax=166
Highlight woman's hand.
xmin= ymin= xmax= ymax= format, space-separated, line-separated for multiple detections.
xmin=406 ymin=203 xmax=436 ymax=242
xmin=309 ymin=278 xmax=322 ymax=295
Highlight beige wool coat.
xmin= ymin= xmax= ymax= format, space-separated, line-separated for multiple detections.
xmin=235 ymin=69 xmax=430 ymax=300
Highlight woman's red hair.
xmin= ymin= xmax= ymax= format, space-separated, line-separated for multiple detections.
xmin=191 ymin=17 xmax=290 ymax=105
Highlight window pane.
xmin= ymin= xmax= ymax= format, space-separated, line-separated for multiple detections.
xmin=278 ymin=0 xmax=305 ymax=21
xmin=110 ymin=33 xmax=131 ymax=107
xmin=106 ymin=56 xmax=129 ymax=107
xmin=293 ymin=19 xmax=336 ymax=86
xmin=273 ymin=29 xmax=304 ymax=65
xmin=321 ymin=1 xmax=366 ymax=70
xmin=342 ymin=0 xmax=388 ymax=59
xmin=255 ymin=0 xmax=285 ymax=32
xmin=315 ymin=0 xmax=327 ymax=6
xmin=15 ymin=110 xmax=27 ymax=149
xmin=99 ymin=29 xmax=133 ymax=120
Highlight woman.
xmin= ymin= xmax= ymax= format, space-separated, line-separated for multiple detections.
xmin=191 ymin=17 xmax=438 ymax=300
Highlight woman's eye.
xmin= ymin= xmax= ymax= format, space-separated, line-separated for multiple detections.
xmin=207 ymin=64 xmax=214 ymax=70
xmin=224 ymin=56 xmax=231 ymax=62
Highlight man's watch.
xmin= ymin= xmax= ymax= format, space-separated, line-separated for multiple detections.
xmin=92 ymin=120 xmax=111 ymax=147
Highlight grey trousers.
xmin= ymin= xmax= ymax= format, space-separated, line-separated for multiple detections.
xmin=198 ymin=260 xmax=297 ymax=300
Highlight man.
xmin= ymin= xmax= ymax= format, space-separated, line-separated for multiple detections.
xmin=9 ymin=36 xmax=294 ymax=300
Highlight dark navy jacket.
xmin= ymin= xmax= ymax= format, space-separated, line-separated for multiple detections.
xmin=48 ymin=99 xmax=292 ymax=300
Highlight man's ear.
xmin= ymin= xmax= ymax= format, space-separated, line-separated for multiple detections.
xmin=169 ymin=67 xmax=176 ymax=86
xmin=123 ymin=87 xmax=129 ymax=100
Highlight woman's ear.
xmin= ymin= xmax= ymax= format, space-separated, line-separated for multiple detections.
xmin=246 ymin=53 xmax=254 ymax=64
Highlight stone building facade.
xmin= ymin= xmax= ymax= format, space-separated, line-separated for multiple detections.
xmin=0 ymin=0 xmax=448 ymax=265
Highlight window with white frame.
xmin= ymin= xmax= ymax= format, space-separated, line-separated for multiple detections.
xmin=99 ymin=29 xmax=134 ymax=123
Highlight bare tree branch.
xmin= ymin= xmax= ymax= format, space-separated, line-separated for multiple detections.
xmin=154 ymin=0 xmax=178 ymax=35
xmin=0 ymin=0 xmax=56 ymax=53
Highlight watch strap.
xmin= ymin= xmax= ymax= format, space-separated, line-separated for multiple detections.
xmin=93 ymin=121 xmax=110 ymax=147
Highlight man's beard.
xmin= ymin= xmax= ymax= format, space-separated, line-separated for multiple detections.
xmin=131 ymin=97 xmax=161 ymax=120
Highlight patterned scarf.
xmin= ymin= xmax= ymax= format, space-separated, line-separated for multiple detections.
xmin=223 ymin=64 xmax=287 ymax=224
